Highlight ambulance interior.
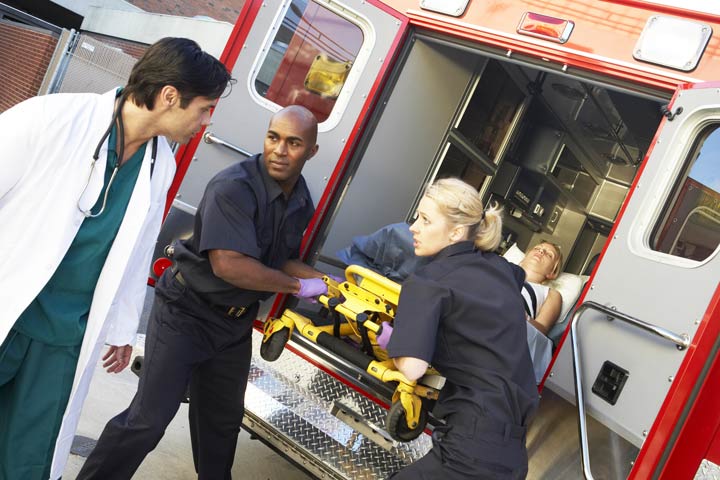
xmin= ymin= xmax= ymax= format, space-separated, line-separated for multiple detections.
xmin=302 ymin=33 xmax=667 ymax=477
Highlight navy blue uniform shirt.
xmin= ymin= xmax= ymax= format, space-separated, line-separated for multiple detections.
xmin=387 ymin=241 xmax=538 ymax=427
xmin=171 ymin=154 xmax=314 ymax=307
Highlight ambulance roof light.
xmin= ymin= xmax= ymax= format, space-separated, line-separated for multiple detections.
xmin=633 ymin=15 xmax=712 ymax=71
xmin=517 ymin=12 xmax=575 ymax=44
xmin=419 ymin=0 xmax=470 ymax=18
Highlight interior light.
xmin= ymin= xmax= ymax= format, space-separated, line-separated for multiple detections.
xmin=517 ymin=12 xmax=574 ymax=44
xmin=633 ymin=15 xmax=712 ymax=72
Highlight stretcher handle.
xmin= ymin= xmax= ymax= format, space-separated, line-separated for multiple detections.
xmin=344 ymin=264 xmax=401 ymax=300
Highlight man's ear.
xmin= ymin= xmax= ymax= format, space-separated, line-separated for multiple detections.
xmin=158 ymin=85 xmax=181 ymax=109
xmin=307 ymin=144 xmax=319 ymax=160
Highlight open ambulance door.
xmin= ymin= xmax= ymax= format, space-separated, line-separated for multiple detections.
xmin=154 ymin=2 xmax=427 ymax=478
xmin=159 ymin=0 xmax=407 ymax=294
xmin=547 ymin=82 xmax=720 ymax=479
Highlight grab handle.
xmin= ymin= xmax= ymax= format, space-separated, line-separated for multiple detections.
xmin=203 ymin=131 xmax=252 ymax=158
xmin=570 ymin=300 xmax=689 ymax=479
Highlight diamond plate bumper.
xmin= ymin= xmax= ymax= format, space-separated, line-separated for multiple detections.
xmin=243 ymin=329 xmax=432 ymax=479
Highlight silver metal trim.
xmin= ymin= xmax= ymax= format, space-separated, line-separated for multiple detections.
xmin=170 ymin=199 xmax=198 ymax=215
xmin=203 ymin=131 xmax=253 ymax=157
xmin=242 ymin=408 xmax=346 ymax=480
xmin=330 ymin=402 xmax=395 ymax=452
xmin=242 ymin=329 xmax=431 ymax=478
xmin=570 ymin=300 xmax=690 ymax=480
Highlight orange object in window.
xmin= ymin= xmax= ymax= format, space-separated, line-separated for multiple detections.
xmin=260 ymin=0 xmax=364 ymax=122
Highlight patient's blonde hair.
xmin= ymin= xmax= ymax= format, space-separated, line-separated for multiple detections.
xmin=423 ymin=178 xmax=503 ymax=252
xmin=537 ymin=241 xmax=564 ymax=278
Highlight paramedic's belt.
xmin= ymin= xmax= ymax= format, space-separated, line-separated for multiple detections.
xmin=173 ymin=270 xmax=248 ymax=318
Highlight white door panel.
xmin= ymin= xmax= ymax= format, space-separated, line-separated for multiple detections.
xmin=176 ymin=0 xmax=403 ymax=208
xmin=548 ymin=84 xmax=720 ymax=449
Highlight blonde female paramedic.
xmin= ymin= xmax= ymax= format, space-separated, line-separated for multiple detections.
xmin=382 ymin=178 xmax=539 ymax=479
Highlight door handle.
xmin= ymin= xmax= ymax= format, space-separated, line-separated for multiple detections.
xmin=203 ymin=131 xmax=252 ymax=158
xmin=570 ymin=300 xmax=689 ymax=480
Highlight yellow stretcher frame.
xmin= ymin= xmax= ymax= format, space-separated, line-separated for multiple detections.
xmin=261 ymin=265 xmax=439 ymax=442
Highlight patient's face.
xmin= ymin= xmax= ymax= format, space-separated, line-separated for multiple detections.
xmin=520 ymin=243 xmax=560 ymax=280
xmin=409 ymin=196 xmax=455 ymax=257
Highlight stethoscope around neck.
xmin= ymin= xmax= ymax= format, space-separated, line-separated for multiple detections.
xmin=77 ymin=92 xmax=158 ymax=218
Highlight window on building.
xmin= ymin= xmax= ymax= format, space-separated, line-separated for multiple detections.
xmin=651 ymin=124 xmax=720 ymax=261
xmin=253 ymin=0 xmax=364 ymax=123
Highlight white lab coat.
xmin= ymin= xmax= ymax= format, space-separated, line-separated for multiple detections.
xmin=0 ymin=89 xmax=176 ymax=479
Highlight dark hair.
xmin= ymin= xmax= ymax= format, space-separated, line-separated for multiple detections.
xmin=124 ymin=37 xmax=233 ymax=110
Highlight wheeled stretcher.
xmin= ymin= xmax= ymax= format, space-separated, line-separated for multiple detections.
xmin=260 ymin=265 xmax=440 ymax=442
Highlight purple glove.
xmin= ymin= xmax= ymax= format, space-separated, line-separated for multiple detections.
xmin=296 ymin=278 xmax=328 ymax=299
xmin=376 ymin=321 xmax=393 ymax=350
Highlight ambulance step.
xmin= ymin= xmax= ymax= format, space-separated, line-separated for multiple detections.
xmin=243 ymin=330 xmax=431 ymax=479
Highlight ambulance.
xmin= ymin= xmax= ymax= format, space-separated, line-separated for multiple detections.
xmin=151 ymin=0 xmax=720 ymax=478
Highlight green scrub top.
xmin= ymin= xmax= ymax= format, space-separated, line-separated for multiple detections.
xmin=14 ymin=121 xmax=146 ymax=346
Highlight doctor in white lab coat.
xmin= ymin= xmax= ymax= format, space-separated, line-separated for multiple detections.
xmin=0 ymin=38 xmax=231 ymax=480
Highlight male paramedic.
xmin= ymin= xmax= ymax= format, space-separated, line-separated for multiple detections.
xmin=0 ymin=37 xmax=232 ymax=480
xmin=78 ymin=105 xmax=330 ymax=480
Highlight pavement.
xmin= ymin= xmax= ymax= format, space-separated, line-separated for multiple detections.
xmin=61 ymin=290 xmax=312 ymax=480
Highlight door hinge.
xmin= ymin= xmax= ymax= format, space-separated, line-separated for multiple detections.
xmin=660 ymin=105 xmax=683 ymax=121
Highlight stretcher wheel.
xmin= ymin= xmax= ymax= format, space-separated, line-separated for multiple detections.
xmin=386 ymin=399 xmax=428 ymax=442
xmin=260 ymin=326 xmax=290 ymax=361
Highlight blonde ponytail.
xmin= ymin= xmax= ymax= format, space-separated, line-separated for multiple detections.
xmin=474 ymin=201 xmax=503 ymax=251
xmin=423 ymin=178 xmax=504 ymax=252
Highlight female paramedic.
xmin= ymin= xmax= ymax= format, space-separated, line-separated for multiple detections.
xmin=383 ymin=178 xmax=539 ymax=479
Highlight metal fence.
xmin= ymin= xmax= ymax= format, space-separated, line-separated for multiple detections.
xmin=44 ymin=31 xmax=137 ymax=95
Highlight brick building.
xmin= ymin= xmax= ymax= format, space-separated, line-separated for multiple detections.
xmin=0 ymin=0 xmax=245 ymax=112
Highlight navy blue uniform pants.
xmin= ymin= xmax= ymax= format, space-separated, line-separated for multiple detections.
xmin=389 ymin=413 xmax=528 ymax=480
xmin=77 ymin=271 xmax=257 ymax=480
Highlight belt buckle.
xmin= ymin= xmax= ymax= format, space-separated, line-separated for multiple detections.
xmin=227 ymin=306 xmax=246 ymax=317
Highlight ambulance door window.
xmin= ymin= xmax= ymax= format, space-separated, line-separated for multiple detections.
xmin=252 ymin=0 xmax=364 ymax=123
xmin=651 ymin=123 xmax=720 ymax=261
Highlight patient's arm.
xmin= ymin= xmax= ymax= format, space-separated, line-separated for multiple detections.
xmin=528 ymin=288 xmax=562 ymax=335
xmin=393 ymin=356 xmax=429 ymax=382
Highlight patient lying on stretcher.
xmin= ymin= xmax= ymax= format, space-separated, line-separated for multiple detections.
xmin=337 ymin=223 xmax=573 ymax=383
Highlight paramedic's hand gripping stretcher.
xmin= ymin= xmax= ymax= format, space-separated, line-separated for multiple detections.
xmin=261 ymin=264 xmax=440 ymax=441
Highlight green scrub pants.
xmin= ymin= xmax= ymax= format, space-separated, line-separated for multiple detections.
xmin=0 ymin=328 xmax=80 ymax=480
